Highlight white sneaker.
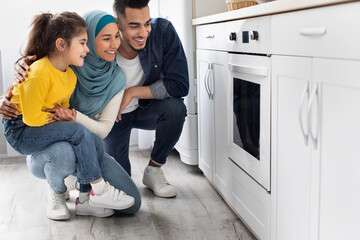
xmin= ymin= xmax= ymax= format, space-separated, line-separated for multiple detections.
xmin=142 ymin=166 xmax=177 ymax=198
xmin=64 ymin=175 xmax=79 ymax=200
xmin=47 ymin=187 xmax=70 ymax=220
xmin=89 ymin=182 xmax=135 ymax=210
xmin=75 ymin=198 xmax=114 ymax=217
xmin=64 ymin=191 xmax=70 ymax=201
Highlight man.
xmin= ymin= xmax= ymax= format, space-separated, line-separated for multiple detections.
xmin=2 ymin=0 xmax=189 ymax=199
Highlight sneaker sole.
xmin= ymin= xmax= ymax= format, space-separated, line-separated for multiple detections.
xmin=88 ymin=199 xmax=135 ymax=210
xmin=75 ymin=209 xmax=114 ymax=218
xmin=142 ymin=178 xmax=177 ymax=198
xmin=47 ymin=212 xmax=70 ymax=221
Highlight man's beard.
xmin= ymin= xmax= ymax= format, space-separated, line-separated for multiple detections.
xmin=125 ymin=37 xmax=145 ymax=52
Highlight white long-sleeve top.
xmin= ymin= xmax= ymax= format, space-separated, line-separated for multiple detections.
xmin=75 ymin=91 xmax=123 ymax=139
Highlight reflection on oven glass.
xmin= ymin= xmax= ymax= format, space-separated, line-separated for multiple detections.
xmin=233 ymin=78 xmax=260 ymax=160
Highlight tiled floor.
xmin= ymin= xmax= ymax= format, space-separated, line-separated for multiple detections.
xmin=0 ymin=148 xmax=256 ymax=240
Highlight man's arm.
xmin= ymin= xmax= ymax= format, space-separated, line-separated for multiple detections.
xmin=154 ymin=20 xmax=189 ymax=99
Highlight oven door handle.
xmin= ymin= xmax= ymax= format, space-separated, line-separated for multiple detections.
xmin=228 ymin=63 xmax=268 ymax=77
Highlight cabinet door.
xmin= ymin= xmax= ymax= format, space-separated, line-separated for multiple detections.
xmin=272 ymin=55 xmax=313 ymax=240
xmin=315 ymin=58 xmax=360 ymax=240
xmin=212 ymin=51 xmax=229 ymax=195
xmin=197 ymin=49 xmax=214 ymax=180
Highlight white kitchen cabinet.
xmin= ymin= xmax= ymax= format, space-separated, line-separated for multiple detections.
xmin=271 ymin=3 xmax=360 ymax=240
xmin=313 ymin=58 xmax=360 ymax=240
xmin=271 ymin=55 xmax=316 ymax=240
xmin=197 ymin=49 xmax=229 ymax=194
xmin=272 ymin=55 xmax=360 ymax=240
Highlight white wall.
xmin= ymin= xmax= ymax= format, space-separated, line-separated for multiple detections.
xmin=0 ymin=0 xmax=114 ymax=156
xmin=0 ymin=0 xmax=114 ymax=91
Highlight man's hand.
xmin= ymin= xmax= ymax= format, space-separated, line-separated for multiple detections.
xmin=0 ymin=91 xmax=18 ymax=119
xmin=14 ymin=55 xmax=37 ymax=83
xmin=44 ymin=106 xmax=76 ymax=124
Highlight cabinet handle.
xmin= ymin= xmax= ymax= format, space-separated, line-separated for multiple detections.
xmin=307 ymin=82 xmax=319 ymax=149
xmin=207 ymin=63 xmax=214 ymax=100
xmin=299 ymin=81 xmax=309 ymax=145
xmin=205 ymin=35 xmax=215 ymax=39
xmin=299 ymin=28 xmax=326 ymax=37
xmin=228 ymin=63 xmax=268 ymax=77
xmin=204 ymin=67 xmax=210 ymax=98
xmin=204 ymin=63 xmax=212 ymax=99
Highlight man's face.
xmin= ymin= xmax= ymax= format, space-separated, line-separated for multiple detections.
xmin=117 ymin=6 xmax=151 ymax=55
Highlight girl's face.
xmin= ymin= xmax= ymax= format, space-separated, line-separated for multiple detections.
xmin=65 ymin=30 xmax=89 ymax=67
xmin=95 ymin=22 xmax=121 ymax=62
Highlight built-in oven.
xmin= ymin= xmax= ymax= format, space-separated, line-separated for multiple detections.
xmin=226 ymin=16 xmax=271 ymax=191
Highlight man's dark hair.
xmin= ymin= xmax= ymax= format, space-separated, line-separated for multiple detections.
xmin=113 ymin=0 xmax=150 ymax=19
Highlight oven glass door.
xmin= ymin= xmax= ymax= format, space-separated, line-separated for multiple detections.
xmin=233 ymin=78 xmax=260 ymax=160
xmin=228 ymin=53 xmax=271 ymax=191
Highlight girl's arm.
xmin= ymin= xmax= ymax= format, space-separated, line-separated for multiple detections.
xmin=21 ymin=77 xmax=50 ymax=126
xmin=75 ymin=91 xmax=124 ymax=139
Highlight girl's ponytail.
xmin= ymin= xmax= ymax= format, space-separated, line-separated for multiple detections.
xmin=24 ymin=12 xmax=86 ymax=60
xmin=25 ymin=13 xmax=53 ymax=59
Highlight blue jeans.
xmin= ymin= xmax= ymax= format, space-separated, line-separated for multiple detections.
xmin=104 ymin=98 xmax=187 ymax=175
xmin=27 ymin=141 xmax=141 ymax=214
xmin=3 ymin=116 xmax=103 ymax=184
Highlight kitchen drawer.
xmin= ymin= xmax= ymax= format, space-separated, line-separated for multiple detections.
xmin=196 ymin=22 xmax=229 ymax=51
xmin=272 ymin=1 xmax=360 ymax=60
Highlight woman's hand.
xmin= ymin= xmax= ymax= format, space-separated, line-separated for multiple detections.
xmin=117 ymin=88 xmax=134 ymax=122
xmin=44 ymin=106 xmax=77 ymax=124
xmin=0 ymin=91 xmax=18 ymax=119
xmin=14 ymin=55 xmax=37 ymax=83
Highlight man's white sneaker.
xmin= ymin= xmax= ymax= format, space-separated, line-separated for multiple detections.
xmin=47 ymin=187 xmax=70 ymax=220
xmin=89 ymin=181 xmax=135 ymax=210
xmin=75 ymin=198 xmax=114 ymax=217
xmin=142 ymin=166 xmax=177 ymax=198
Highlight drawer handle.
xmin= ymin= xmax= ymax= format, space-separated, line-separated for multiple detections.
xmin=205 ymin=35 xmax=215 ymax=39
xmin=299 ymin=28 xmax=326 ymax=37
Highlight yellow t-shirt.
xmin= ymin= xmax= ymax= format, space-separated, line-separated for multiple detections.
xmin=11 ymin=56 xmax=77 ymax=127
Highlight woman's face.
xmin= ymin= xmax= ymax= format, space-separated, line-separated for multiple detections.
xmin=95 ymin=22 xmax=121 ymax=62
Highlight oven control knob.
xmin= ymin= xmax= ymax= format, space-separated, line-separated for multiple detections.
xmin=250 ymin=31 xmax=259 ymax=41
xmin=229 ymin=32 xmax=237 ymax=41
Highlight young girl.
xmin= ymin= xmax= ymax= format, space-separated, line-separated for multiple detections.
xmin=2 ymin=11 xmax=134 ymax=217
xmin=45 ymin=10 xmax=130 ymax=218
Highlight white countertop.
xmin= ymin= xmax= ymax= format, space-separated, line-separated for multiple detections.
xmin=192 ymin=0 xmax=356 ymax=25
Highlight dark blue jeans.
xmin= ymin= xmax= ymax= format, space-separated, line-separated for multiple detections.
xmin=104 ymin=98 xmax=187 ymax=175
xmin=3 ymin=116 xmax=103 ymax=184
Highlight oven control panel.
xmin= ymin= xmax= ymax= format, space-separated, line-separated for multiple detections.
xmin=226 ymin=16 xmax=271 ymax=55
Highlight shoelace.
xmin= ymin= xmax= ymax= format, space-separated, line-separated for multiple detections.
xmin=50 ymin=190 xmax=65 ymax=206
xmin=153 ymin=168 xmax=169 ymax=185
xmin=104 ymin=182 xmax=126 ymax=201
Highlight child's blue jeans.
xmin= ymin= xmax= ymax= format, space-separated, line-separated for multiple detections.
xmin=3 ymin=115 xmax=103 ymax=184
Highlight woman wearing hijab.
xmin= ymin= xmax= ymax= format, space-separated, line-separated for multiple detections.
xmin=27 ymin=10 xmax=141 ymax=220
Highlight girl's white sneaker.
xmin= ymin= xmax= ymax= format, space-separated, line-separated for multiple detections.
xmin=89 ymin=181 xmax=135 ymax=210
xmin=75 ymin=197 xmax=114 ymax=217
